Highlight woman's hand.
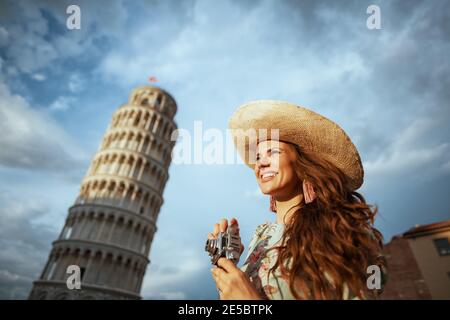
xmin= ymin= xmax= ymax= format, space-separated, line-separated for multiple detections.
xmin=207 ymin=218 xmax=244 ymax=256
xmin=208 ymin=218 xmax=259 ymax=299
xmin=211 ymin=258 xmax=262 ymax=300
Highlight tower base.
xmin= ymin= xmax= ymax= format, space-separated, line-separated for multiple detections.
xmin=28 ymin=280 xmax=141 ymax=300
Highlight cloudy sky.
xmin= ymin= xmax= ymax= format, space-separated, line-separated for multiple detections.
xmin=0 ymin=0 xmax=449 ymax=299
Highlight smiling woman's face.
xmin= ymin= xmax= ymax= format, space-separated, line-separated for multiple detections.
xmin=254 ymin=140 xmax=299 ymax=199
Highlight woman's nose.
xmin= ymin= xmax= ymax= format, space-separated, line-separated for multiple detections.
xmin=258 ymin=155 xmax=270 ymax=166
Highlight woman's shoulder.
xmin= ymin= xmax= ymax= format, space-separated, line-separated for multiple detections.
xmin=245 ymin=222 xmax=271 ymax=254
xmin=254 ymin=220 xmax=284 ymax=233
xmin=249 ymin=221 xmax=285 ymax=249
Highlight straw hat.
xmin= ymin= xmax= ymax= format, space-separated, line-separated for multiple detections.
xmin=228 ymin=100 xmax=364 ymax=190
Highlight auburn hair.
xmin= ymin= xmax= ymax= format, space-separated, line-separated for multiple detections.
xmin=269 ymin=143 xmax=385 ymax=299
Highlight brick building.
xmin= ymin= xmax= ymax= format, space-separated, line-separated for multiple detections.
xmin=381 ymin=220 xmax=450 ymax=299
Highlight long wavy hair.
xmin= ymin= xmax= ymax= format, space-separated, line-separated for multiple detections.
xmin=269 ymin=143 xmax=385 ymax=299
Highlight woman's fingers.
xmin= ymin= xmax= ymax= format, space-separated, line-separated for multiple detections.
xmin=217 ymin=257 xmax=237 ymax=272
xmin=211 ymin=266 xmax=227 ymax=278
xmin=213 ymin=223 xmax=220 ymax=237
xmin=219 ymin=218 xmax=228 ymax=233
xmin=211 ymin=267 xmax=226 ymax=292
xmin=211 ymin=218 xmax=239 ymax=240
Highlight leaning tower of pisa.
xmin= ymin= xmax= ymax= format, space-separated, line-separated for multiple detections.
xmin=29 ymin=86 xmax=178 ymax=300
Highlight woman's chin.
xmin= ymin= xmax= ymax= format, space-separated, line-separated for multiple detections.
xmin=259 ymin=187 xmax=276 ymax=195
xmin=257 ymin=181 xmax=281 ymax=195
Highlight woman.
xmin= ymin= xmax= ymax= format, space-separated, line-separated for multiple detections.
xmin=209 ymin=100 xmax=386 ymax=300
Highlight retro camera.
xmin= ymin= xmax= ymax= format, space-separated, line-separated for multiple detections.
xmin=205 ymin=224 xmax=242 ymax=265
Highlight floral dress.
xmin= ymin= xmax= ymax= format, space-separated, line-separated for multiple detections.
xmin=240 ymin=222 xmax=294 ymax=299
xmin=239 ymin=221 xmax=369 ymax=300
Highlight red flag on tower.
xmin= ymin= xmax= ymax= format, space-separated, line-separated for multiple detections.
xmin=148 ymin=76 xmax=158 ymax=83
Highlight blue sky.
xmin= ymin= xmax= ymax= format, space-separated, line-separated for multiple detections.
xmin=0 ymin=0 xmax=449 ymax=299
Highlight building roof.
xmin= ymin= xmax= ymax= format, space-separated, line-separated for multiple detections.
xmin=131 ymin=85 xmax=177 ymax=105
xmin=403 ymin=220 xmax=450 ymax=238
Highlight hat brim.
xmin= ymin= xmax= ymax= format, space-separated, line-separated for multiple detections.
xmin=228 ymin=100 xmax=364 ymax=190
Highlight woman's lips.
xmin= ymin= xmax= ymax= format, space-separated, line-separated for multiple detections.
xmin=261 ymin=176 xmax=275 ymax=182
xmin=260 ymin=171 xmax=278 ymax=182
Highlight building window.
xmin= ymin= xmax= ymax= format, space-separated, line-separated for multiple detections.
xmin=433 ymin=238 xmax=450 ymax=256
xmin=47 ymin=262 xmax=57 ymax=280
xmin=64 ymin=226 xmax=73 ymax=239
xmin=80 ymin=267 xmax=86 ymax=281
xmin=155 ymin=94 xmax=162 ymax=108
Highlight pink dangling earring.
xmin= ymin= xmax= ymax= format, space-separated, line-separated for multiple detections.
xmin=303 ymin=180 xmax=316 ymax=204
xmin=270 ymin=195 xmax=277 ymax=213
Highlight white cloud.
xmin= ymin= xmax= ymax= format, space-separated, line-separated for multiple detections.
xmin=141 ymin=243 xmax=204 ymax=299
xmin=1 ymin=1 xmax=128 ymax=75
xmin=442 ymin=160 xmax=450 ymax=173
xmin=0 ymin=270 xmax=21 ymax=282
xmin=7 ymin=26 xmax=58 ymax=74
xmin=0 ymin=81 xmax=87 ymax=171
xmin=364 ymin=118 xmax=450 ymax=178
xmin=31 ymin=73 xmax=46 ymax=81
xmin=68 ymin=73 xmax=84 ymax=93
xmin=0 ymin=26 xmax=8 ymax=46
xmin=365 ymin=143 xmax=449 ymax=175
xmin=0 ymin=190 xmax=56 ymax=299
xmin=149 ymin=291 xmax=186 ymax=300
xmin=96 ymin=0 xmax=291 ymax=86
xmin=49 ymin=95 xmax=75 ymax=112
